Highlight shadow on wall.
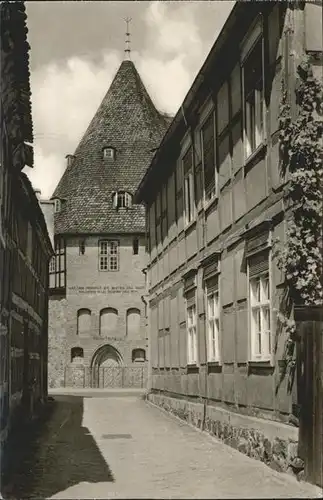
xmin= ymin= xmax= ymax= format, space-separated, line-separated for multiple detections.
xmin=1 ymin=396 xmax=114 ymax=499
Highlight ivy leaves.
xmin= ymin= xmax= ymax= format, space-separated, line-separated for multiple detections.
xmin=277 ymin=60 xmax=323 ymax=308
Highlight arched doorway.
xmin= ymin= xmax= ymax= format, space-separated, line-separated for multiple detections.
xmin=90 ymin=344 xmax=123 ymax=388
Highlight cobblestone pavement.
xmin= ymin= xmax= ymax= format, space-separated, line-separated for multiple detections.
xmin=2 ymin=393 xmax=322 ymax=499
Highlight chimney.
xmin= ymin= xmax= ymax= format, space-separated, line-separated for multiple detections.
xmin=65 ymin=154 xmax=75 ymax=168
xmin=34 ymin=189 xmax=41 ymax=200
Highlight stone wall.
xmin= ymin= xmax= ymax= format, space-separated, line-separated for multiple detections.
xmin=48 ymin=296 xmax=68 ymax=388
xmin=64 ymin=364 xmax=148 ymax=389
xmin=148 ymin=392 xmax=305 ymax=480
xmin=48 ymin=235 xmax=148 ymax=386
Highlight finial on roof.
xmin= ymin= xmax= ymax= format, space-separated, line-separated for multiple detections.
xmin=124 ymin=17 xmax=132 ymax=60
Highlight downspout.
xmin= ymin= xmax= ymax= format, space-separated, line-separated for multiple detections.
xmin=189 ymin=120 xmax=208 ymax=432
xmin=141 ymin=291 xmax=149 ymax=393
xmin=142 ymin=198 xmax=151 ymax=394
xmin=43 ymin=257 xmax=49 ymax=401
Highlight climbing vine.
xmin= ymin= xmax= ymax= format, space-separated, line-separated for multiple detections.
xmin=275 ymin=56 xmax=323 ymax=378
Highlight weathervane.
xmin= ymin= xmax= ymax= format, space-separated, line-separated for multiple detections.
xmin=124 ymin=17 xmax=132 ymax=60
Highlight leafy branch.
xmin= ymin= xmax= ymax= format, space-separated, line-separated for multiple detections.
xmin=275 ymin=57 xmax=323 ymax=380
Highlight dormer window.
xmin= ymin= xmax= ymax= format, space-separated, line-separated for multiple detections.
xmin=112 ymin=191 xmax=132 ymax=209
xmin=103 ymin=147 xmax=115 ymax=160
xmin=54 ymin=199 xmax=61 ymax=213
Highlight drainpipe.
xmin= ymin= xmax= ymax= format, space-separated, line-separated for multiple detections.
xmin=189 ymin=124 xmax=208 ymax=432
xmin=141 ymin=285 xmax=150 ymax=394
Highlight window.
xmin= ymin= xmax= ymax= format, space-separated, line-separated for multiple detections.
xmin=79 ymin=239 xmax=85 ymax=255
xmin=201 ymin=112 xmax=216 ymax=201
xmin=242 ymin=33 xmax=264 ymax=158
xmin=71 ymin=347 xmax=84 ymax=363
xmin=133 ymin=238 xmax=139 ymax=255
xmin=183 ymin=146 xmax=195 ymax=225
xmin=54 ymin=199 xmax=61 ymax=213
xmin=113 ymin=191 xmax=132 ymax=209
xmin=206 ymin=280 xmax=220 ymax=362
xmin=187 ymin=304 xmax=197 ymax=365
xmin=100 ymin=308 xmax=118 ymax=336
xmin=77 ymin=309 xmax=91 ymax=336
xmin=126 ymin=308 xmax=141 ymax=336
xmin=49 ymin=256 xmax=55 ymax=273
xmin=132 ymin=348 xmax=146 ymax=363
xmin=249 ymin=252 xmax=271 ymax=361
xmin=49 ymin=237 xmax=66 ymax=289
xmin=99 ymin=240 xmax=119 ymax=271
xmin=103 ymin=147 xmax=115 ymax=160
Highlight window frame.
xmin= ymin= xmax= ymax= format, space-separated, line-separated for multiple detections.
xmin=113 ymin=191 xmax=132 ymax=209
xmin=241 ymin=17 xmax=266 ymax=161
xmin=103 ymin=147 xmax=115 ymax=160
xmin=49 ymin=236 xmax=66 ymax=289
xmin=247 ymin=249 xmax=272 ymax=363
xmin=186 ymin=302 xmax=198 ymax=365
xmin=49 ymin=256 xmax=55 ymax=274
xmin=98 ymin=239 xmax=119 ymax=271
xmin=182 ymin=145 xmax=196 ymax=228
xmin=53 ymin=199 xmax=61 ymax=214
xmin=206 ymin=285 xmax=221 ymax=363
xmin=132 ymin=348 xmax=146 ymax=363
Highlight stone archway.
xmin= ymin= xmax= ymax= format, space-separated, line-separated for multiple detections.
xmin=90 ymin=344 xmax=123 ymax=388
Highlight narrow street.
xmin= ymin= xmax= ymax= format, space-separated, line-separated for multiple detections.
xmin=2 ymin=392 xmax=322 ymax=499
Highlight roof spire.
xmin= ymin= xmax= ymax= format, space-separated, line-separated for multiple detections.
xmin=124 ymin=17 xmax=132 ymax=60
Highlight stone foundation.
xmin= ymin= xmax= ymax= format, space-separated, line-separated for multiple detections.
xmin=147 ymin=392 xmax=305 ymax=480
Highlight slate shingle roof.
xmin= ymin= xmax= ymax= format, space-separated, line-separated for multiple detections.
xmin=52 ymin=60 xmax=170 ymax=235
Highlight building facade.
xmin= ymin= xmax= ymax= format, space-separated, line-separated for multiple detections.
xmin=48 ymin=59 xmax=170 ymax=388
xmin=135 ymin=1 xmax=322 ymax=476
xmin=0 ymin=0 xmax=53 ymax=453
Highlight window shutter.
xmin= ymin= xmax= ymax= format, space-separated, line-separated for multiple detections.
xmin=183 ymin=146 xmax=193 ymax=174
xmin=202 ymin=113 xmax=215 ymax=195
xmin=183 ymin=271 xmax=196 ymax=294
xmin=126 ymin=192 xmax=132 ymax=207
xmin=248 ymin=250 xmax=269 ymax=278
xmin=112 ymin=192 xmax=117 ymax=208
xmin=185 ymin=288 xmax=196 ymax=308
xmin=203 ymin=258 xmax=219 ymax=281
xmin=205 ymin=275 xmax=219 ymax=294
xmin=246 ymin=230 xmax=270 ymax=257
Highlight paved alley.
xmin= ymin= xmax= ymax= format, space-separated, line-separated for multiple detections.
xmin=2 ymin=393 xmax=322 ymax=499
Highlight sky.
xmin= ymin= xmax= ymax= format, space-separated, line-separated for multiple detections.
xmin=25 ymin=1 xmax=235 ymax=199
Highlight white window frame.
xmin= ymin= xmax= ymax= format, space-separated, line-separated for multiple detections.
xmin=113 ymin=191 xmax=132 ymax=209
xmin=54 ymin=199 xmax=61 ymax=213
xmin=186 ymin=303 xmax=198 ymax=365
xmin=103 ymin=147 xmax=115 ymax=159
xmin=200 ymin=110 xmax=217 ymax=206
xmin=248 ymin=258 xmax=272 ymax=362
xmin=206 ymin=288 xmax=220 ymax=362
xmin=99 ymin=240 xmax=119 ymax=271
xmin=241 ymin=18 xmax=265 ymax=160
xmin=49 ymin=256 xmax=55 ymax=273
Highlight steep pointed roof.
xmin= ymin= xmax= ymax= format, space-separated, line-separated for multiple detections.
xmin=53 ymin=60 xmax=169 ymax=234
